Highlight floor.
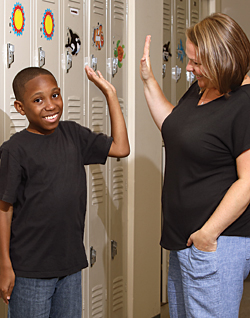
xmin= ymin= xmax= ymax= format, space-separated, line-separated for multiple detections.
xmin=161 ymin=274 xmax=250 ymax=318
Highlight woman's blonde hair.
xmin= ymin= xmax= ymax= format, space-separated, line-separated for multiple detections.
xmin=186 ymin=13 xmax=250 ymax=94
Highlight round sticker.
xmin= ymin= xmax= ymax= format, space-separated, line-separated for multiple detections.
xmin=42 ymin=9 xmax=55 ymax=40
xmin=11 ymin=2 xmax=25 ymax=36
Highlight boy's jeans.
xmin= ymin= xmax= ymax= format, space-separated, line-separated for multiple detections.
xmin=8 ymin=270 xmax=82 ymax=318
xmin=168 ymin=236 xmax=250 ymax=318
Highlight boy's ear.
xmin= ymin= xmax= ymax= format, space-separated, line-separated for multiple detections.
xmin=14 ymin=100 xmax=26 ymax=116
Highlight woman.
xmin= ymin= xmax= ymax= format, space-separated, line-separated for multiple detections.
xmin=141 ymin=13 xmax=250 ymax=317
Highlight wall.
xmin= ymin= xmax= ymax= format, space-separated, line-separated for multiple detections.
xmin=127 ymin=0 xmax=163 ymax=317
xmin=221 ymin=0 xmax=250 ymax=39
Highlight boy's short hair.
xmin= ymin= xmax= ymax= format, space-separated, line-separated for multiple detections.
xmin=13 ymin=67 xmax=57 ymax=102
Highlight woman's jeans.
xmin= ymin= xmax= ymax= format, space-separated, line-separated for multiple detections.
xmin=8 ymin=270 xmax=82 ymax=318
xmin=168 ymin=236 xmax=250 ymax=318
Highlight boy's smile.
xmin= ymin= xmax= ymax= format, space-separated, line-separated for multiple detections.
xmin=14 ymin=74 xmax=63 ymax=135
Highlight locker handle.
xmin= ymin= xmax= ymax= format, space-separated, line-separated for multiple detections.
xmin=91 ymin=54 xmax=97 ymax=71
xmin=162 ymin=64 xmax=167 ymax=79
xmin=172 ymin=65 xmax=181 ymax=83
xmin=90 ymin=246 xmax=97 ymax=267
xmin=111 ymin=240 xmax=117 ymax=259
xmin=66 ymin=51 xmax=72 ymax=73
xmin=112 ymin=58 xmax=118 ymax=77
xmin=38 ymin=47 xmax=45 ymax=68
xmin=7 ymin=43 xmax=15 ymax=68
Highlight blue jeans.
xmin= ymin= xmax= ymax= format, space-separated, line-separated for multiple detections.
xmin=168 ymin=236 xmax=250 ymax=318
xmin=8 ymin=271 xmax=82 ymax=318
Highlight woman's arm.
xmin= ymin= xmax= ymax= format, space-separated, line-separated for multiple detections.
xmin=85 ymin=66 xmax=130 ymax=158
xmin=0 ymin=200 xmax=15 ymax=304
xmin=140 ymin=35 xmax=174 ymax=130
xmin=187 ymin=148 xmax=250 ymax=252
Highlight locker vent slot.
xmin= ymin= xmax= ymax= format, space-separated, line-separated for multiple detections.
xmin=163 ymin=0 xmax=171 ymax=31
xmin=93 ymin=0 xmax=105 ymax=16
xmin=42 ymin=0 xmax=56 ymax=4
xmin=113 ymin=166 xmax=124 ymax=201
xmin=91 ymin=97 xmax=104 ymax=133
xmin=91 ymin=169 xmax=104 ymax=205
xmin=91 ymin=284 xmax=104 ymax=317
xmin=177 ymin=6 xmax=185 ymax=34
xmin=10 ymin=96 xmax=26 ymax=135
xmin=69 ymin=0 xmax=81 ymax=3
xmin=113 ymin=0 xmax=125 ymax=21
xmin=191 ymin=10 xmax=199 ymax=26
xmin=112 ymin=276 xmax=124 ymax=312
xmin=68 ymin=96 xmax=81 ymax=123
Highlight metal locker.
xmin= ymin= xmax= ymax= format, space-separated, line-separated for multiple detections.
xmin=171 ymin=0 xmax=187 ymax=105
xmin=34 ymin=0 xmax=59 ymax=81
xmin=2 ymin=1 xmax=32 ymax=142
xmin=186 ymin=0 xmax=200 ymax=88
xmin=84 ymin=0 xmax=108 ymax=317
xmin=163 ymin=0 xmax=172 ymax=102
xmin=60 ymin=0 xmax=84 ymax=125
xmin=107 ymin=0 xmax=128 ymax=317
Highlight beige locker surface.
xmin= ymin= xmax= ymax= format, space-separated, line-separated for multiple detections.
xmin=0 ymin=301 xmax=8 ymax=318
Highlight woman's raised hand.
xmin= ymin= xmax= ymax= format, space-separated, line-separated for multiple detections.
xmin=140 ymin=35 xmax=153 ymax=82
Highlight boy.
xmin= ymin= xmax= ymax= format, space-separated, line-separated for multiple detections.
xmin=0 ymin=66 xmax=129 ymax=318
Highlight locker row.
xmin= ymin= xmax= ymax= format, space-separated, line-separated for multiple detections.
xmin=0 ymin=0 xmax=202 ymax=317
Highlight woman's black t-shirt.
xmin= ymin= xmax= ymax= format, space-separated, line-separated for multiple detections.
xmin=161 ymin=81 xmax=250 ymax=250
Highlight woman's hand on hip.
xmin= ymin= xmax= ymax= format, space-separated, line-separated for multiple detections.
xmin=186 ymin=228 xmax=218 ymax=252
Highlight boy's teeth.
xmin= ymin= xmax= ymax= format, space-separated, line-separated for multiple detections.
xmin=45 ymin=114 xmax=57 ymax=119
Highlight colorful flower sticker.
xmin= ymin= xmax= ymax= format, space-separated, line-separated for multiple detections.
xmin=92 ymin=23 xmax=104 ymax=50
xmin=114 ymin=40 xmax=126 ymax=68
xmin=42 ymin=9 xmax=55 ymax=40
xmin=11 ymin=3 xmax=25 ymax=36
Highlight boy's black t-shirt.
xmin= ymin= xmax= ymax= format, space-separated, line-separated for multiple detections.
xmin=0 ymin=121 xmax=113 ymax=278
xmin=161 ymin=81 xmax=250 ymax=251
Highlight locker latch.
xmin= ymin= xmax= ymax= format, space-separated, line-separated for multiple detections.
xmin=111 ymin=240 xmax=117 ymax=259
xmin=186 ymin=71 xmax=195 ymax=84
xmin=38 ymin=47 xmax=45 ymax=68
xmin=90 ymin=246 xmax=97 ymax=267
xmin=172 ymin=65 xmax=182 ymax=83
xmin=7 ymin=43 xmax=15 ymax=68
xmin=162 ymin=64 xmax=167 ymax=79
xmin=66 ymin=51 xmax=72 ymax=73
xmin=91 ymin=54 xmax=97 ymax=71
xmin=112 ymin=58 xmax=118 ymax=77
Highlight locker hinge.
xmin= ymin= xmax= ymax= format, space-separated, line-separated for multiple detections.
xmin=111 ymin=240 xmax=117 ymax=259
xmin=66 ymin=51 xmax=73 ymax=73
xmin=172 ymin=65 xmax=182 ymax=83
xmin=90 ymin=246 xmax=97 ymax=267
xmin=38 ymin=47 xmax=45 ymax=68
xmin=7 ymin=43 xmax=15 ymax=68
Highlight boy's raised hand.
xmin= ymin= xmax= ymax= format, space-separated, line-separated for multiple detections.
xmin=85 ymin=66 xmax=116 ymax=97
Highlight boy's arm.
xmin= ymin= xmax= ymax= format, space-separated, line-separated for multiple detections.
xmin=0 ymin=200 xmax=15 ymax=304
xmin=85 ymin=66 xmax=130 ymax=158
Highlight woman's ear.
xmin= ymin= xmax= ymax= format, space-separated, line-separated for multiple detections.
xmin=14 ymin=100 xmax=26 ymax=116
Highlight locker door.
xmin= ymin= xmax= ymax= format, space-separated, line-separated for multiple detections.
xmin=186 ymin=0 xmax=200 ymax=88
xmin=163 ymin=0 xmax=172 ymax=102
xmin=107 ymin=1 xmax=127 ymax=317
xmin=162 ymin=1 xmax=171 ymax=305
xmin=172 ymin=0 xmax=187 ymax=104
xmin=60 ymin=0 xmax=84 ymax=125
xmin=2 ymin=1 xmax=32 ymax=142
xmin=34 ymin=0 xmax=59 ymax=81
xmin=84 ymin=0 xmax=108 ymax=317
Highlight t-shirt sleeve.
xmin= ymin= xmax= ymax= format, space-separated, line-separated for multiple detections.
xmin=231 ymin=99 xmax=250 ymax=158
xmin=0 ymin=148 xmax=22 ymax=204
xmin=77 ymin=125 xmax=113 ymax=165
